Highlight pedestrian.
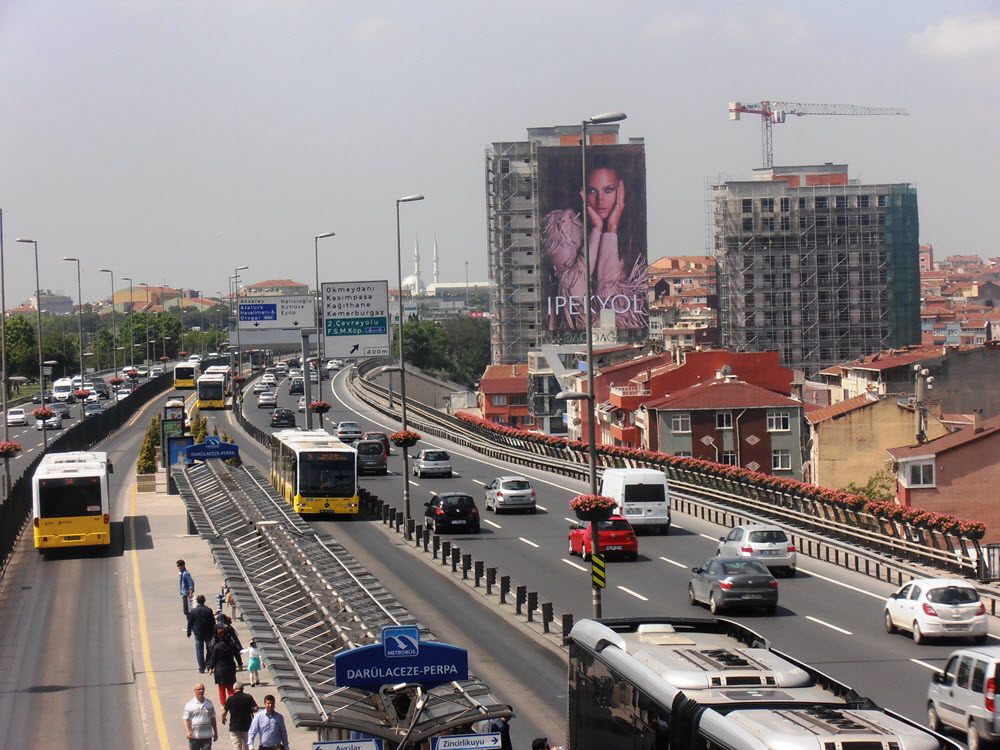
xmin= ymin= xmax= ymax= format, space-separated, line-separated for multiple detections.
xmin=209 ymin=625 xmax=239 ymax=706
xmin=532 ymin=739 xmax=563 ymax=750
xmin=490 ymin=716 xmax=513 ymax=750
xmin=241 ymin=638 xmax=262 ymax=687
xmin=183 ymin=682 xmax=218 ymax=750
xmin=248 ymin=694 xmax=290 ymax=750
xmin=188 ymin=594 xmax=217 ymax=673
xmin=222 ymin=681 xmax=259 ymax=750
xmin=214 ymin=612 xmax=245 ymax=670
xmin=178 ymin=559 xmax=196 ymax=617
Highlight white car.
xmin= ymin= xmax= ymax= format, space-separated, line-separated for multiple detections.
xmin=335 ymin=421 xmax=363 ymax=442
xmin=6 ymin=408 xmax=27 ymax=427
xmin=116 ymin=389 xmax=132 ymax=402
xmin=884 ymin=577 xmax=988 ymax=645
xmin=261 ymin=373 xmax=277 ymax=388
xmin=298 ymin=396 xmax=307 ymax=412
xmin=412 ymin=449 xmax=452 ymax=478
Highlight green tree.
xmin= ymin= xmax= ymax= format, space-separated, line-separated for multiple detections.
xmin=397 ymin=320 xmax=448 ymax=371
xmin=843 ymin=465 xmax=896 ymax=504
xmin=441 ymin=317 xmax=490 ymax=388
xmin=4 ymin=316 xmax=38 ymax=380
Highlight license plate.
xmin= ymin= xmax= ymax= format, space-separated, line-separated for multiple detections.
xmin=625 ymin=508 xmax=639 ymax=514
xmin=450 ymin=519 xmax=466 ymax=524
xmin=741 ymin=594 xmax=762 ymax=599
xmin=762 ymin=550 xmax=781 ymax=556
xmin=605 ymin=545 xmax=623 ymax=550
xmin=64 ymin=536 xmax=82 ymax=541
xmin=944 ymin=624 xmax=970 ymax=631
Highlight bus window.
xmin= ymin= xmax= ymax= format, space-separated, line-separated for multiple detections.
xmin=299 ymin=452 xmax=354 ymax=496
xmin=38 ymin=477 xmax=103 ymax=518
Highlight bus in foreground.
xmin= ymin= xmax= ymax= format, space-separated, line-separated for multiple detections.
xmin=567 ymin=616 xmax=959 ymax=750
xmin=270 ymin=429 xmax=359 ymax=515
xmin=174 ymin=360 xmax=200 ymax=389
xmin=33 ymin=451 xmax=114 ymax=552
xmin=204 ymin=365 xmax=232 ymax=395
xmin=196 ymin=373 xmax=227 ymax=409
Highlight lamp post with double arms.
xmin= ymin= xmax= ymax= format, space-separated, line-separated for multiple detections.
xmin=16 ymin=238 xmax=49 ymax=449
xmin=314 ymin=232 xmax=335 ymax=364
xmin=233 ymin=266 xmax=248 ymax=378
xmin=121 ymin=277 xmax=135 ymax=370
xmin=139 ymin=283 xmax=151 ymax=368
xmin=395 ymin=194 xmax=424 ymax=522
xmin=63 ymin=257 xmax=84 ymax=385
xmin=99 ymin=268 xmax=117 ymax=376
xmin=0 ymin=213 xmax=7 ymax=495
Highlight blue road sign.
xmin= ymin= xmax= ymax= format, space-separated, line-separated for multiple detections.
xmin=335 ymin=625 xmax=468 ymax=690
xmin=239 ymin=303 xmax=277 ymax=321
xmin=313 ymin=741 xmax=384 ymax=750
xmin=433 ymin=734 xmax=502 ymax=750
xmin=182 ymin=436 xmax=240 ymax=462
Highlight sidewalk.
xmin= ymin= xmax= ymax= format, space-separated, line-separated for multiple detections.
xmin=124 ymin=468 xmax=315 ymax=750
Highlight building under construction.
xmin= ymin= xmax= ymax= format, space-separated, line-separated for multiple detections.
xmin=714 ymin=164 xmax=921 ymax=378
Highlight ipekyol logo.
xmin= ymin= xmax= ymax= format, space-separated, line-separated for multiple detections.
xmin=383 ymin=625 xmax=419 ymax=658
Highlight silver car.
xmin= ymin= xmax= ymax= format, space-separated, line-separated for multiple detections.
xmin=412 ymin=449 xmax=452 ymax=478
xmin=336 ymin=421 xmax=363 ymax=442
xmin=484 ymin=476 xmax=537 ymax=514
xmin=927 ymin=645 xmax=1000 ymax=750
xmin=6 ymin=408 xmax=27 ymax=427
xmin=716 ymin=523 xmax=797 ymax=577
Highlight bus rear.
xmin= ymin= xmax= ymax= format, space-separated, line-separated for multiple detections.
xmin=196 ymin=374 xmax=227 ymax=409
xmin=174 ymin=362 xmax=199 ymax=389
xmin=33 ymin=452 xmax=112 ymax=551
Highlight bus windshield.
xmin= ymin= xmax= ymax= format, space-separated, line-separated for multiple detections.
xmin=38 ymin=477 xmax=102 ymax=518
xmin=299 ymin=452 xmax=355 ymax=497
xmin=199 ymin=381 xmax=224 ymax=399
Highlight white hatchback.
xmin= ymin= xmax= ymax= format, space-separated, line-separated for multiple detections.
xmin=6 ymin=407 xmax=27 ymax=427
xmin=884 ymin=577 xmax=988 ymax=645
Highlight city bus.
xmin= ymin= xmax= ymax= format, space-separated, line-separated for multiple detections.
xmin=174 ymin=360 xmax=200 ymax=389
xmin=32 ymin=451 xmax=114 ymax=552
xmin=567 ymin=616 xmax=959 ymax=750
xmin=269 ymin=429 xmax=359 ymax=515
xmin=196 ymin=373 xmax=227 ymax=410
xmin=204 ymin=365 xmax=232 ymax=395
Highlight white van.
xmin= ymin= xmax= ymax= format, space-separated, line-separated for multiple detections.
xmin=52 ymin=377 xmax=75 ymax=403
xmin=600 ymin=468 xmax=671 ymax=534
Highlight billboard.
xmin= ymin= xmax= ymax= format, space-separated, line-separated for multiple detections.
xmin=537 ymin=143 xmax=648 ymax=333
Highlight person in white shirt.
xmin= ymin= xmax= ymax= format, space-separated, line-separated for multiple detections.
xmin=183 ymin=683 xmax=218 ymax=750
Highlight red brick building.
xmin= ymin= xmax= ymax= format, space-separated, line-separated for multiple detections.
xmin=478 ymin=364 xmax=530 ymax=428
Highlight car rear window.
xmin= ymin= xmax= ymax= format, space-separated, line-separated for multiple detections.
xmin=721 ymin=561 xmax=770 ymax=576
xmin=926 ymin=586 xmax=980 ymax=604
xmin=748 ymin=529 xmax=788 ymax=543
xmin=357 ymin=443 xmax=383 ymax=455
xmin=424 ymin=451 xmax=449 ymax=461
xmin=442 ymin=495 xmax=473 ymax=508
xmin=596 ymin=519 xmax=632 ymax=531
xmin=502 ymin=480 xmax=531 ymax=491
xmin=623 ymin=484 xmax=666 ymax=503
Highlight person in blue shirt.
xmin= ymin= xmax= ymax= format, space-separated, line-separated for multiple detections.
xmin=178 ymin=559 xmax=195 ymax=618
xmin=248 ymin=694 xmax=289 ymax=750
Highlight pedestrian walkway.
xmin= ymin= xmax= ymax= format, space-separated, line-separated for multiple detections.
xmin=124 ymin=469 xmax=314 ymax=749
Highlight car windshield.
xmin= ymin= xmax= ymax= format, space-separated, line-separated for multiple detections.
xmin=424 ymin=451 xmax=449 ymax=461
xmin=721 ymin=561 xmax=770 ymax=576
xmin=926 ymin=586 xmax=980 ymax=604
xmin=747 ymin=529 xmax=788 ymax=543
xmin=596 ymin=519 xmax=632 ymax=531
xmin=502 ymin=480 xmax=531 ymax=490
xmin=442 ymin=495 xmax=474 ymax=509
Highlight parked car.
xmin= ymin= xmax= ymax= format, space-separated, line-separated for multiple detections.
xmin=424 ymin=493 xmax=480 ymax=533
xmin=335 ymin=421 xmax=363 ymax=442
xmin=484 ymin=476 xmax=537 ymax=514
xmin=412 ymin=449 xmax=452 ymax=478
xmin=927 ymin=644 xmax=1000 ymax=750
xmin=362 ymin=431 xmax=390 ymax=457
xmin=6 ymin=408 xmax=27 ymax=427
xmin=716 ymin=523 xmax=797 ymax=577
xmin=269 ymin=408 xmax=296 ymax=428
xmin=355 ymin=440 xmax=388 ymax=475
xmin=688 ymin=558 xmax=778 ymax=615
xmin=35 ymin=412 xmax=63 ymax=430
xmin=288 ymin=378 xmax=304 ymax=395
xmin=568 ymin=516 xmax=638 ymax=561
xmin=884 ymin=578 xmax=988 ymax=645
xmin=257 ymin=391 xmax=278 ymax=408
xmin=84 ymin=403 xmax=103 ymax=418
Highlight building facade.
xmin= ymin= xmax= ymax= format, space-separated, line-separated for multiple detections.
xmin=714 ymin=163 xmax=921 ymax=378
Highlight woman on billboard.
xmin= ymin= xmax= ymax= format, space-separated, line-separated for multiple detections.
xmin=541 ymin=151 xmax=647 ymax=331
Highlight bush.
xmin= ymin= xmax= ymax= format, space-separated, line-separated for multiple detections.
xmin=136 ymin=435 xmax=157 ymax=474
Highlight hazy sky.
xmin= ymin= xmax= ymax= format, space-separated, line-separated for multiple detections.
xmin=1 ymin=1 xmax=997 ymax=306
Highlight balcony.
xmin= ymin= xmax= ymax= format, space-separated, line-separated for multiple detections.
xmin=610 ymin=422 xmax=641 ymax=444
xmin=609 ymin=384 xmax=651 ymax=411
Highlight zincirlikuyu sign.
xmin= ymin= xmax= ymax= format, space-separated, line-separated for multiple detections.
xmin=334 ymin=625 xmax=468 ymax=690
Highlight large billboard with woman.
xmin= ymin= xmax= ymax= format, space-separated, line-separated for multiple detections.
xmin=537 ymin=143 xmax=648 ymax=335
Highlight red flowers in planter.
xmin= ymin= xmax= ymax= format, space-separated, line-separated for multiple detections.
xmin=0 ymin=441 xmax=23 ymax=458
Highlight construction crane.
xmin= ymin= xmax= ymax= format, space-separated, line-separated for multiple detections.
xmin=729 ymin=100 xmax=908 ymax=168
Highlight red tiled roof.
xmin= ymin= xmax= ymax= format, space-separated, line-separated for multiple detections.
xmin=805 ymin=392 xmax=878 ymax=424
xmin=647 ymin=377 xmax=801 ymax=411
xmin=887 ymin=414 xmax=1000 ymax=459
xmin=845 ymin=346 xmax=944 ymax=372
xmin=480 ymin=364 xmax=528 ymax=392
xmin=247 ymin=279 xmax=309 ymax=288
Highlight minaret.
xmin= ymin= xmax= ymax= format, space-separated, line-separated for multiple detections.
xmin=413 ymin=235 xmax=420 ymax=281
xmin=432 ymin=234 xmax=440 ymax=285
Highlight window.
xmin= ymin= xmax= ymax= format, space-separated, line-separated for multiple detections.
xmin=780 ymin=197 xmax=790 ymax=212
xmin=767 ymin=412 xmax=790 ymax=432
xmin=907 ymin=462 xmax=935 ymax=487
xmin=859 ymin=195 xmax=870 ymax=208
xmin=716 ymin=412 xmax=733 ymax=430
xmin=760 ymin=198 xmax=775 ymax=212
xmin=835 ymin=195 xmax=848 ymax=208
xmin=742 ymin=218 xmax=753 ymax=231
xmin=742 ymin=198 xmax=753 ymax=213
xmin=491 ymin=395 xmax=507 ymax=406
xmin=957 ymin=657 xmax=972 ymax=689
xmin=972 ymin=661 xmax=986 ymax=693
xmin=780 ymin=216 xmax=791 ymax=231
xmin=722 ymin=451 xmax=737 ymax=466
xmin=815 ymin=196 xmax=828 ymax=209
xmin=877 ymin=194 xmax=888 ymax=207
xmin=671 ymin=413 xmax=691 ymax=434
xmin=674 ymin=451 xmax=692 ymax=458
xmin=772 ymin=449 xmax=792 ymax=471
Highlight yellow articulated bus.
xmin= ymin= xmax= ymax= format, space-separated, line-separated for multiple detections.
xmin=196 ymin=372 xmax=227 ymax=409
xmin=204 ymin=365 xmax=232 ymax=396
xmin=269 ymin=429 xmax=359 ymax=515
xmin=174 ymin=361 xmax=200 ymax=389
xmin=32 ymin=451 xmax=114 ymax=552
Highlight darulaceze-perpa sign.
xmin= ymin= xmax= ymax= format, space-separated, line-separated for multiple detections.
xmin=334 ymin=625 xmax=468 ymax=690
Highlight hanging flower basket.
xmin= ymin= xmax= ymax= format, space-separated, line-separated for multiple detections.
xmin=232 ymin=374 xmax=247 ymax=385
xmin=0 ymin=441 xmax=23 ymax=458
xmin=309 ymin=401 xmax=331 ymax=414
xmin=126 ymin=370 xmax=140 ymax=381
xmin=570 ymin=494 xmax=617 ymax=522
xmin=179 ymin=351 xmax=188 ymax=358
xmin=159 ymin=356 xmax=170 ymax=362
xmin=74 ymin=389 xmax=92 ymax=401
xmin=33 ymin=407 xmax=54 ymax=419
xmin=390 ymin=430 xmax=421 ymax=448
xmin=109 ymin=377 xmax=124 ymax=387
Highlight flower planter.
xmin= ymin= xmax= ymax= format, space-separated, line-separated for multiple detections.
xmin=575 ymin=508 xmax=614 ymax=523
xmin=136 ymin=473 xmax=157 ymax=493
xmin=391 ymin=438 xmax=418 ymax=449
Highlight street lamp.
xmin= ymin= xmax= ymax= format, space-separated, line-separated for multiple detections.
xmin=314 ymin=231 xmax=335 ymax=363
xmin=99 ymin=268 xmax=117 ymax=376
xmin=0 ymin=212 xmax=9 ymax=472
xmin=395 ymin=194 xmax=424 ymax=523
xmin=233 ymin=266 xmax=248 ymax=378
xmin=139 ymin=283 xmax=151 ymax=367
xmin=121 ymin=277 xmax=135 ymax=370
xmin=17 ymin=238 xmax=49 ymax=448
xmin=63 ymin=257 xmax=84 ymax=384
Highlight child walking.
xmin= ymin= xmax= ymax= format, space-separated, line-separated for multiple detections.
xmin=242 ymin=638 xmax=262 ymax=686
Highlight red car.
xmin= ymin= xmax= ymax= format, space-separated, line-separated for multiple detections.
xmin=568 ymin=515 xmax=638 ymax=561
xmin=362 ymin=431 xmax=390 ymax=457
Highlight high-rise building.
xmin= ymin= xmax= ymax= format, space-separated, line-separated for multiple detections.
xmin=486 ymin=125 xmax=649 ymax=365
xmin=714 ymin=163 xmax=921 ymax=378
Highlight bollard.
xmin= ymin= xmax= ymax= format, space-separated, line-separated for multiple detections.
xmin=433 ymin=535 xmax=441 ymax=559
xmin=394 ymin=511 xmax=404 ymax=533
xmin=542 ymin=602 xmax=553 ymax=633
xmin=462 ymin=553 xmax=472 ymax=580
xmin=515 ymin=585 xmax=527 ymax=615
xmin=500 ymin=575 xmax=510 ymax=605
xmin=441 ymin=540 xmax=451 ymax=565
xmin=527 ymin=591 xmax=537 ymax=622
xmin=406 ymin=518 xmax=415 ymax=542
xmin=562 ymin=613 xmax=574 ymax=643
xmin=382 ymin=504 xmax=391 ymax=524
xmin=486 ymin=568 xmax=497 ymax=596
xmin=474 ymin=560 xmax=484 ymax=587
xmin=423 ymin=528 xmax=430 ymax=552
xmin=451 ymin=547 xmax=460 ymax=573
xmin=414 ymin=524 xmax=422 ymax=546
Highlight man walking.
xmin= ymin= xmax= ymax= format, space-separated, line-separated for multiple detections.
xmin=183 ymin=682 xmax=218 ymax=750
xmin=248 ymin=694 xmax=289 ymax=750
xmin=178 ymin=559 xmax=195 ymax=617
xmin=223 ymin=682 xmax=259 ymax=750
xmin=187 ymin=594 xmax=217 ymax=673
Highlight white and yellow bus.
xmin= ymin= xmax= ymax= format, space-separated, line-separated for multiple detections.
xmin=32 ymin=451 xmax=114 ymax=552
xmin=204 ymin=365 xmax=232 ymax=396
xmin=174 ymin=361 xmax=200 ymax=389
xmin=269 ymin=429 xmax=359 ymax=515
xmin=196 ymin=372 xmax=227 ymax=409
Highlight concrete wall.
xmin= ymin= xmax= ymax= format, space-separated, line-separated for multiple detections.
xmin=368 ymin=366 xmax=472 ymax=415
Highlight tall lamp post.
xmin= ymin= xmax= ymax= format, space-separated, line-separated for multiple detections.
xmin=139 ymin=283 xmax=151 ymax=368
xmin=63 ymin=257 xmax=84 ymax=384
xmin=395 ymin=194 xmax=424 ymax=522
xmin=16 ymin=238 xmax=49 ymax=449
xmin=121 ymin=277 xmax=135 ymax=370
xmin=99 ymin=268 xmax=117 ymax=376
xmin=0 ymin=212 xmax=9 ymax=483
xmin=233 ymin=266 xmax=248 ymax=377
xmin=314 ymin=232 xmax=335 ymax=363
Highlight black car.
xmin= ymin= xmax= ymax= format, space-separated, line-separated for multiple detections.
xmin=269 ymin=408 xmax=296 ymax=428
xmin=288 ymin=378 xmax=304 ymax=395
xmin=32 ymin=390 xmax=54 ymax=404
xmin=424 ymin=493 xmax=480 ymax=534
xmin=688 ymin=557 xmax=778 ymax=615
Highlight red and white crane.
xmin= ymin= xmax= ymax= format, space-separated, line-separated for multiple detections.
xmin=729 ymin=100 xmax=908 ymax=168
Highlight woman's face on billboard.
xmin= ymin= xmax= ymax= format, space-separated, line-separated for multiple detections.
xmin=586 ymin=168 xmax=619 ymax=220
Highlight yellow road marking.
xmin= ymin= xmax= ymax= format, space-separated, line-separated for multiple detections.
xmin=128 ymin=484 xmax=170 ymax=750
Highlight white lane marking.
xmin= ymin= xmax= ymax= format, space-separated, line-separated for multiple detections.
xmin=519 ymin=538 xmax=540 ymax=548
xmin=805 ymin=615 xmax=852 ymax=635
xmin=562 ymin=559 xmax=588 ymax=572
xmin=484 ymin=520 xmax=501 ymax=529
xmin=797 ymin=566 xmax=887 ymax=600
xmin=564 ymin=517 xmax=579 ymax=525
xmin=536 ymin=505 xmax=548 ymax=511
xmin=410 ymin=481 xmax=420 ymax=487
xmin=672 ymin=523 xmax=685 ymax=530
xmin=618 ymin=586 xmax=649 ymax=602
xmin=470 ymin=479 xmax=485 ymax=485
xmin=699 ymin=533 xmax=719 ymax=541
xmin=659 ymin=556 xmax=687 ymax=569
xmin=911 ymin=658 xmax=942 ymax=673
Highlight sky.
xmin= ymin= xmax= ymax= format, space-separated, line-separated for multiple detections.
xmin=0 ymin=0 xmax=997 ymax=307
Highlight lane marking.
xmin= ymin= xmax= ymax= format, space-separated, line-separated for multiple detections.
xmin=699 ymin=533 xmax=718 ymax=542
xmin=536 ymin=505 xmax=548 ymax=512
xmin=471 ymin=479 xmax=485 ymax=486
xmin=564 ymin=517 xmax=578 ymax=525
xmin=410 ymin=481 xmax=420 ymax=487
xmin=805 ymin=615 xmax=852 ymax=635
xmin=796 ymin=566 xmax=887 ymax=600
xmin=659 ymin=556 xmax=688 ymax=569
xmin=128 ymin=485 xmax=170 ymax=750
xmin=911 ymin=658 xmax=942 ymax=673
xmin=484 ymin=520 xmax=501 ymax=529
xmin=519 ymin=538 xmax=540 ymax=548
xmin=618 ymin=586 xmax=649 ymax=601
xmin=562 ymin=558 xmax=588 ymax=572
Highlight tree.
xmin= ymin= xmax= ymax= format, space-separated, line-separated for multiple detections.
xmin=843 ymin=465 xmax=896 ymax=504
xmin=441 ymin=317 xmax=490 ymax=388
xmin=4 ymin=316 xmax=38 ymax=380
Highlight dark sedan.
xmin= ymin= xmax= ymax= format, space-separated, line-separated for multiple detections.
xmin=424 ymin=492 xmax=480 ymax=534
xmin=269 ymin=408 xmax=296 ymax=428
xmin=688 ymin=557 xmax=778 ymax=615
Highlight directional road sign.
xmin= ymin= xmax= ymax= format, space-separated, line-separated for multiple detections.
xmin=432 ymin=734 xmax=502 ymax=750
xmin=313 ymin=741 xmax=384 ymax=750
xmin=238 ymin=296 xmax=312 ymax=330
xmin=322 ymin=280 xmax=391 ymax=358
